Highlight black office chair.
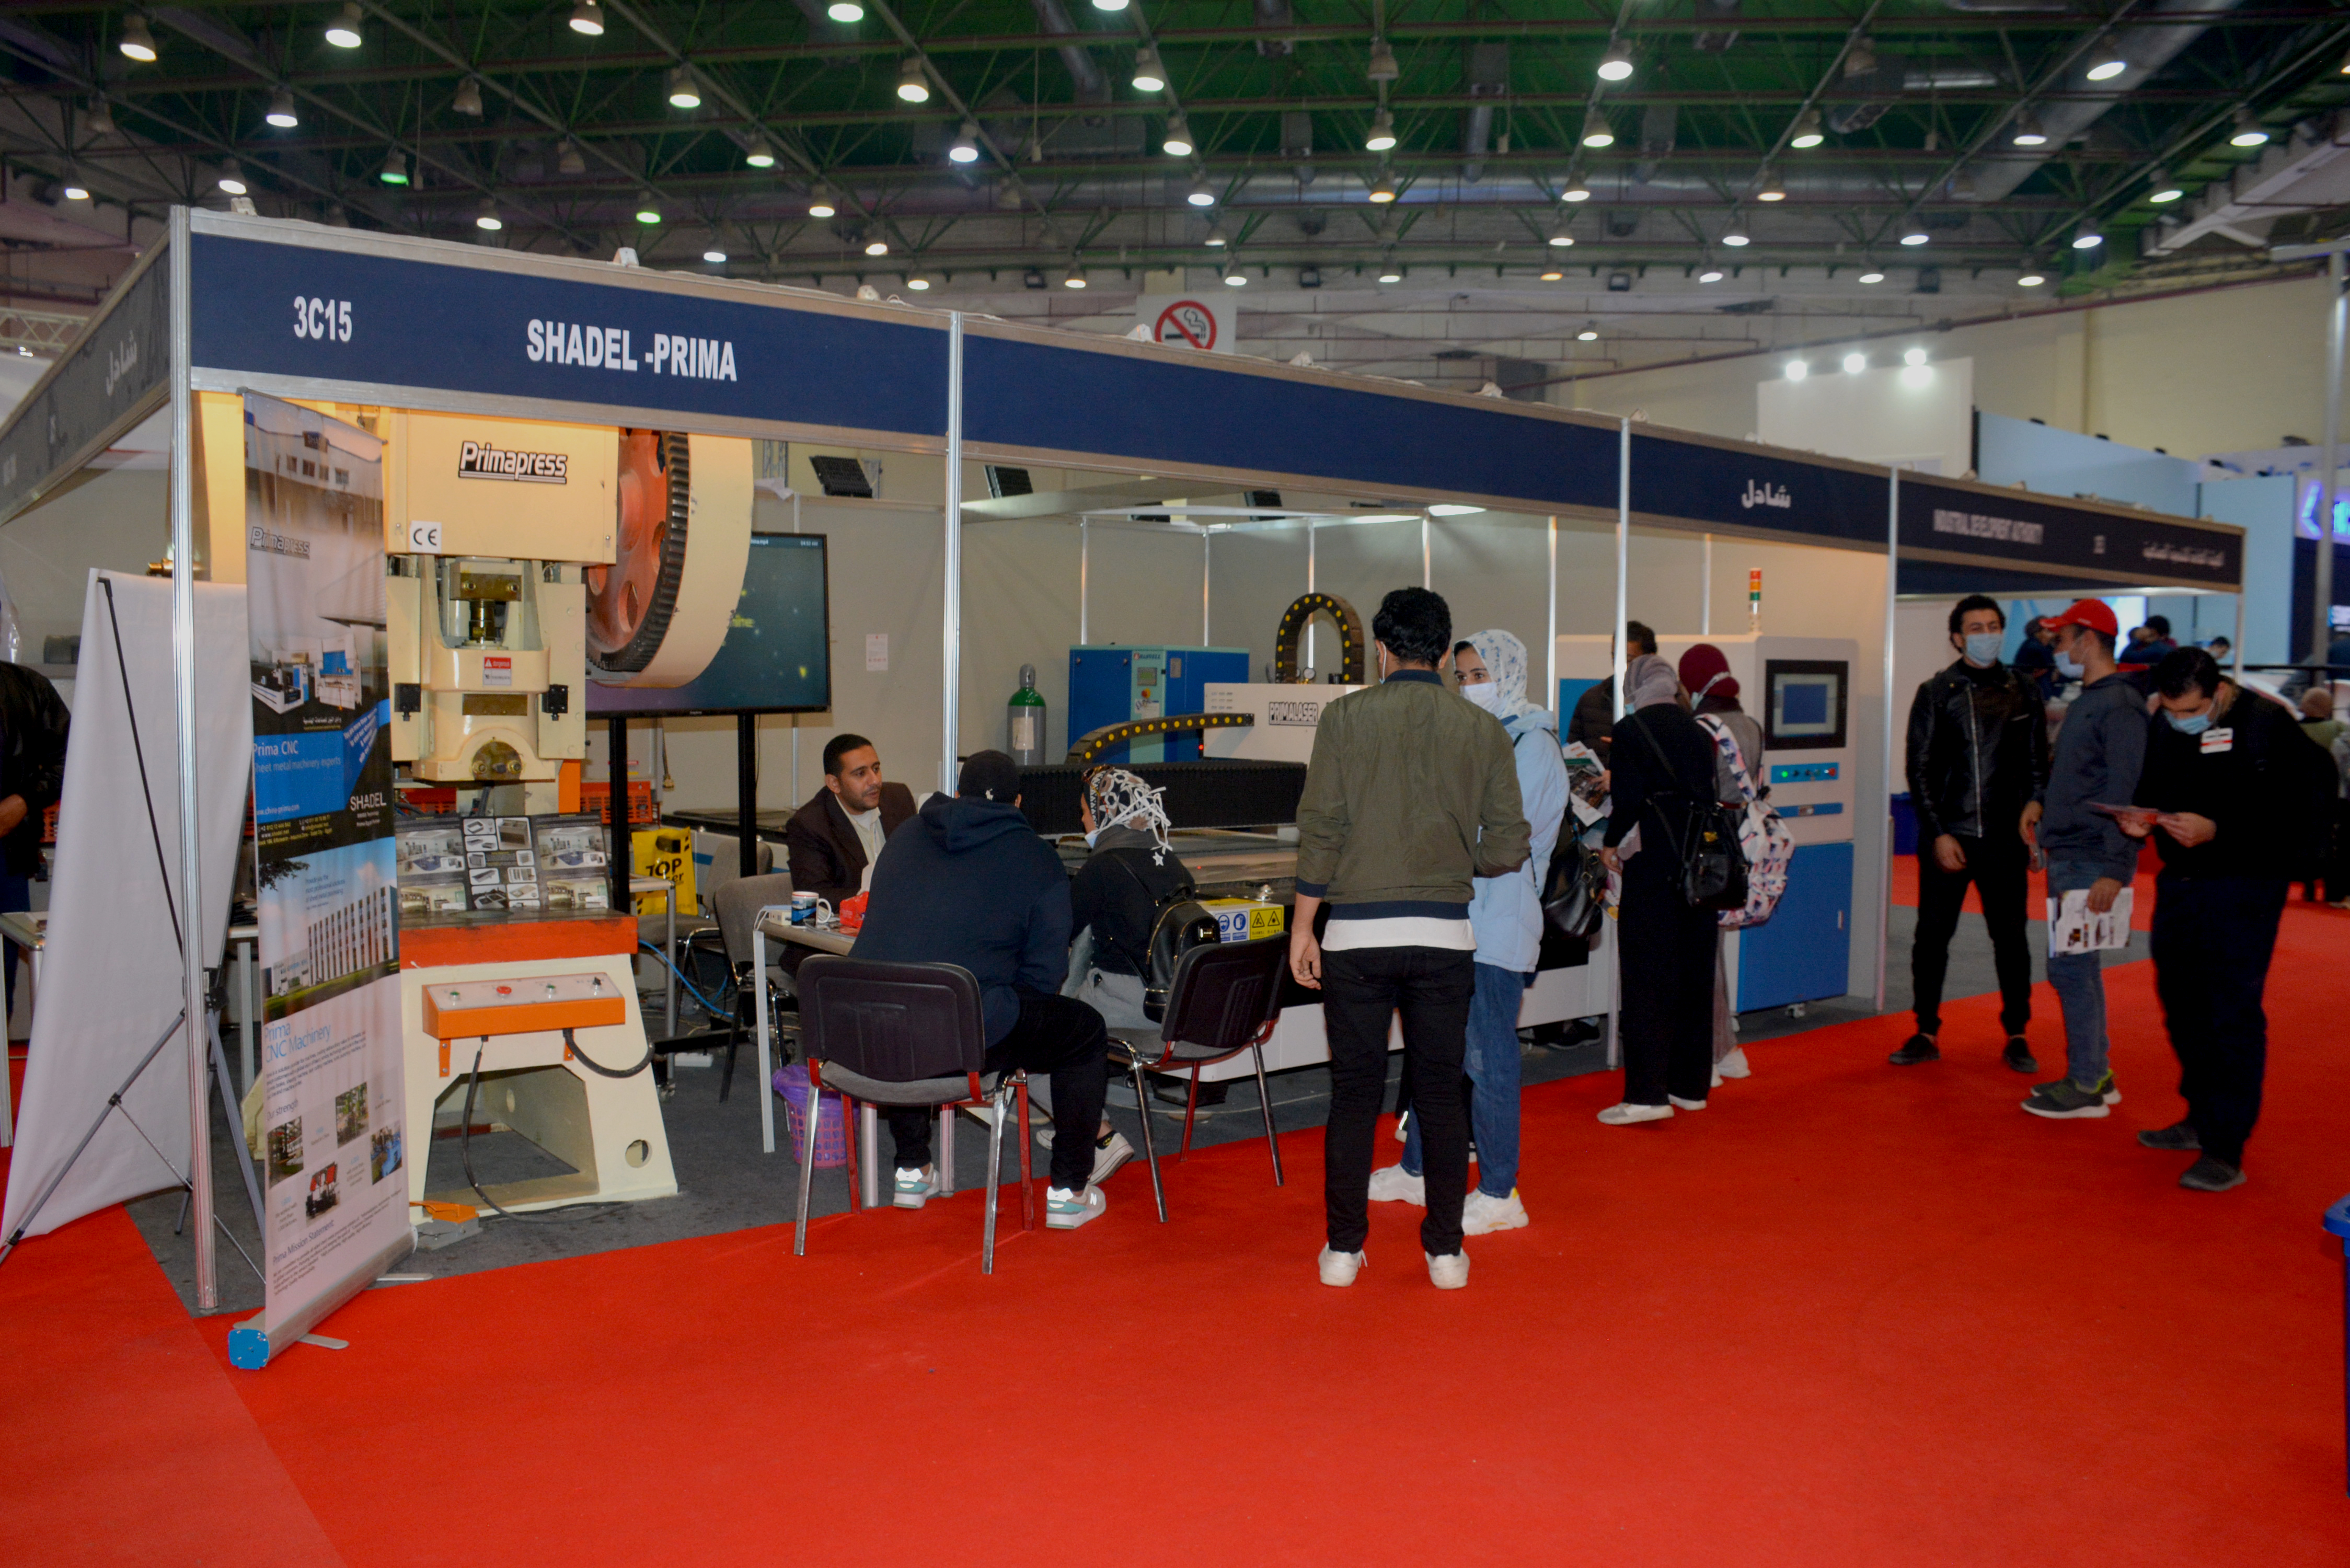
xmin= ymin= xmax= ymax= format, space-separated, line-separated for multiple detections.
xmin=1105 ymin=935 xmax=1287 ymax=1223
xmin=792 ymin=954 xmax=1035 ymax=1274
xmin=661 ymin=871 xmax=794 ymax=1101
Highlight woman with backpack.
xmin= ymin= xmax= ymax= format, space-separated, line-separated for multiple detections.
xmin=1066 ymin=766 xmax=1193 ymax=1031
xmin=1597 ymin=654 xmax=1725 ymax=1123
xmin=1680 ymin=643 xmax=1762 ymax=1084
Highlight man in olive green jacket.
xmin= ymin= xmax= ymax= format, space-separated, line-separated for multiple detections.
xmin=1290 ymin=587 xmax=1530 ymax=1291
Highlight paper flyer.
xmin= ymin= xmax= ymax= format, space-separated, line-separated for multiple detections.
xmin=2047 ymin=886 xmax=2134 ymax=955
xmin=234 ymin=393 xmax=412 ymax=1368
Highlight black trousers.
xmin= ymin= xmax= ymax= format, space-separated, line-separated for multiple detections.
xmin=884 ymin=988 xmax=1109 ymax=1192
xmin=2151 ymin=874 xmax=2288 ymax=1168
xmin=1321 ymin=944 xmax=1474 ymax=1258
xmin=1911 ymin=832 xmax=2032 ymax=1037
xmin=1617 ymin=859 xmax=1719 ymax=1107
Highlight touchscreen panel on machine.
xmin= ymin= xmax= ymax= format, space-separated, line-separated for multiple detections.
xmin=1765 ymin=660 xmax=1847 ymax=751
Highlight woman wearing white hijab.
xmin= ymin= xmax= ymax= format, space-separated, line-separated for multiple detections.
xmin=1596 ymin=654 xmax=1721 ymax=1122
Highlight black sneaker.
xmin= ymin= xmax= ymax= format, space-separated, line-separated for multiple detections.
xmin=1888 ymin=1033 xmax=1940 ymax=1066
xmin=2138 ymin=1120 xmax=2200 ymax=1152
xmin=2178 ymin=1155 xmax=2245 ymax=1192
xmin=2021 ymin=1079 xmax=2111 ymax=1119
xmin=2002 ymin=1036 xmax=2038 ymax=1074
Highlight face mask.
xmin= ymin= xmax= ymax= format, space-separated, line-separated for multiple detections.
xmin=2054 ymin=651 xmax=2084 ymax=678
xmin=1461 ymin=681 xmax=1501 ymax=713
xmin=2166 ymin=709 xmax=2214 ymax=736
xmin=1963 ymin=633 xmax=2003 ymax=666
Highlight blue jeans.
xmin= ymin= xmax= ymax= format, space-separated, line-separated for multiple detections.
xmin=1402 ymin=962 xmax=1526 ymax=1200
xmin=2044 ymin=858 xmax=2114 ymax=1088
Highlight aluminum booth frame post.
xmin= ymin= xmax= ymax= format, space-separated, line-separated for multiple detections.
xmin=2320 ymin=249 xmax=2344 ymax=669
xmin=941 ymin=312 xmax=963 ymax=793
xmin=1875 ymin=468 xmax=1899 ymax=1013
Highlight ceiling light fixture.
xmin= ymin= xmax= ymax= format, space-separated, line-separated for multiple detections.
xmin=1904 ymin=346 xmax=1928 ymax=367
xmin=828 ymin=0 xmax=865 ymax=17
xmin=896 ymin=58 xmax=930 ymax=103
xmin=1064 ymin=265 xmax=1089 ymax=288
xmin=1548 ymin=222 xmax=1574 ymax=248
xmin=475 ymin=197 xmax=502 ymax=232
xmin=1091 ymin=0 xmax=1130 ymax=12
xmin=85 ymin=99 xmax=116 ymax=139
xmin=808 ymin=186 xmax=837 ymax=218
xmin=453 ymin=77 xmax=483 ymax=117
xmin=2085 ymin=49 xmax=2127 ymax=83
xmin=1858 ymin=268 xmax=1885 ymax=284
xmin=1560 ymin=178 xmax=1592 ymax=203
xmin=1163 ymin=114 xmax=1194 ymax=156
xmin=1789 ymin=108 xmax=1823 ymax=149
xmin=217 ymin=160 xmax=248 ymax=196
xmin=1132 ymin=46 xmax=1165 ymax=93
xmin=865 ymin=238 xmax=889 ymax=256
xmin=745 ymin=136 xmax=776 ymax=169
xmin=1899 ymin=227 xmax=1930 ymax=246
xmin=1379 ymin=266 xmax=1404 ymax=283
xmin=1187 ymin=177 xmax=1217 ymax=207
xmin=1597 ymin=43 xmax=1634 ymax=83
xmin=1365 ymin=108 xmax=1397 ymax=153
xmin=2010 ymin=112 xmax=2048 ymax=148
xmin=378 ymin=148 xmax=408 ymax=185
xmin=2071 ymin=227 xmax=2103 ymax=249
xmin=2018 ymin=270 xmax=2046 ymax=286
xmin=948 ymin=121 xmax=980 ymax=164
xmin=2230 ymin=108 xmax=2270 ymax=148
xmin=1784 ymin=359 xmax=1807 ymax=381
xmin=1845 ymin=37 xmax=1877 ymax=77
xmin=61 ymin=169 xmax=89 ymax=201
xmin=325 ymin=3 xmax=364 ymax=49
xmin=1367 ymin=39 xmax=1399 ymax=83
xmin=1577 ymin=327 xmax=1598 ymax=341
xmin=1698 ymin=267 xmax=1725 ymax=283
xmin=1722 ymin=222 xmax=1750 ymax=247
xmin=119 ymin=15 xmax=157 ymax=62
xmin=635 ymin=192 xmax=661 ymax=224
xmin=1756 ymin=168 xmax=1786 ymax=202
xmin=1368 ymin=170 xmax=1398 ymax=203
xmin=1429 ymin=504 xmax=1484 ymax=516
xmin=266 ymin=87 xmax=300 ymax=128
xmin=1204 ymin=223 xmax=1229 ymax=247
xmin=1580 ymin=108 xmax=1615 ymax=148
xmin=1842 ymin=352 xmax=1867 ymax=373
xmin=1223 ymin=270 xmax=1248 ymax=286
xmin=668 ymin=67 xmax=701 ymax=109
xmin=569 ymin=1 xmax=605 ymax=35
xmin=705 ymin=249 xmax=729 ymax=264
xmin=1539 ymin=268 xmax=1565 ymax=281
xmin=558 ymin=141 xmax=586 ymax=175
xmin=906 ymin=272 xmax=931 ymax=290
xmin=2148 ymin=169 xmax=2183 ymax=202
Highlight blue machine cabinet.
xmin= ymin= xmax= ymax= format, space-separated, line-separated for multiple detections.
xmin=1736 ymin=840 xmax=1853 ymax=1010
xmin=1067 ymin=645 xmax=1250 ymax=763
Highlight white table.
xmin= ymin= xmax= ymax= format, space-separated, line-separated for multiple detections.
xmin=751 ymin=907 xmax=846 ymax=1157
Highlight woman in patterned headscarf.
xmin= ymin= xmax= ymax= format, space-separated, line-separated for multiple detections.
xmin=1066 ymin=766 xmax=1191 ymax=1030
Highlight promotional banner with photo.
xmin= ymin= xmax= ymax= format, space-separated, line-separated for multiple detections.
xmin=232 ymin=393 xmax=411 ymax=1368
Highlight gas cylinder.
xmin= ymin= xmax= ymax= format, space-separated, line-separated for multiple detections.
xmin=1007 ymin=664 xmax=1047 ymax=766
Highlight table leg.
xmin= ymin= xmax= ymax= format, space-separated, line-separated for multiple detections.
xmin=754 ymin=926 xmax=775 ymax=1154
xmin=938 ymin=1105 xmax=955 ymax=1198
xmin=237 ymin=939 xmax=256 ymax=1096
xmin=859 ymin=1103 xmax=880 ymax=1210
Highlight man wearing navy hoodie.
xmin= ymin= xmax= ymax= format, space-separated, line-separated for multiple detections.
xmin=851 ymin=750 xmax=1112 ymax=1229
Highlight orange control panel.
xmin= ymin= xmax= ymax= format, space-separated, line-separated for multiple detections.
xmin=422 ymin=972 xmax=629 ymax=1042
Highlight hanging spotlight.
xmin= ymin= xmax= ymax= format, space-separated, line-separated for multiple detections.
xmin=1378 ymin=264 xmax=1404 ymax=283
xmin=1063 ymin=264 xmax=1089 ymax=288
xmin=1577 ymin=326 xmax=1598 ymax=341
xmin=906 ymin=272 xmax=931 ymax=290
xmin=266 ymin=87 xmax=300 ymax=128
xmin=119 ymin=15 xmax=158 ymax=62
xmin=1132 ymin=46 xmax=1165 ymax=93
xmin=1367 ymin=39 xmax=1399 ymax=83
xmin=476 ymin=197 xmax=503 ymax=231
xmin=1560 ymin=177 xmax=1592 ymax=203
xmin=1721 ymin=220 xmax=1750 ymax=247
xmin=1540 ymin=267 xmax=1565 ymax=282
xmin=1597 ymin=42 xmax=1634 ymax=83
xmin=2071 ymin=227 xmax=2104 ymax=249
xmin=827 ymin=0 xmax=865 ymax=18
xmin=2229 ymin=108 xmax=2270 ymax=148
xmin=865 ymin=238 xmax=890 ymax=256
xmin=1789 ymin=108 xmax=1824 ymax=149
xmin=2148 ymin=168 xmax=2183 ymax=203
xmin=1857 ymin=268 xmax=1885 ymax=284
xmin=379 ymin=148 xmax=409 ymax=185
xmin=1845 ymin=37 xmax=1877 ymax=77
xmin=1904 ymin=347 xmax=1929 ymax=367
xmin=1187 ymin=177 xmax=1217 ymax=207
xmin=453 ymin=77 xmax=484 ymax=117
xmin=1756 ymin=168 xmax=1787 ymax=202
xmin=216 ymin=160 xmax=249 ymax=196
xmin=1091 ymin=0 xmax=1130 ymax=12
xmin=1163 ymin=114 xmax=1194 ymax=157
xmin=896 ymin=58 xmax=930 ymax=103
xmin=2018 ymin=270 xmax=2046 ymax=287
xmin=1581 ymin=108 xmax=1615 ymax=148
xmin=1367 ymin=170 xmax=1398 ymax=203
xmin=1365 ymin=108 xmax=1397 ymax=153
xmin=558 ymin=140 xmax=586 ymax=175
xmin=705 ymin=249 xmax=730 ymax=264
xmin=808 ymin=185 xmax=838 ymax=218
xmin=569 ymin=1 xmax=605 ymax=35
xmin=60 ymin=169 xmax=90 ymax=201
xmin=1223 ymin=269 xmax=1248 ymax=286
xmin=1698 ymin=267 xmax=1725 ymax=283
xmin=2085 ymin=49 xmax=2127 ymax=83
xmin=1842 ymin=352 xmax=1867 ymax=373
xmin=325 ymin=3 xmax=364 ymax=49
xmin=635 ymin=192 xmax=662 ymax=224
xmin=1899 ymin=226 xmax=1930 ymax=246
xmin=85 ymin=99 xmax=117 ymax=139
xmin=2340 ymin=48 xmax=2350 ymax=75
xmin=668 ymin=67 xmax=701 ymax=109
xmin=745 ymin=136 xmax=776 ymax=169
xmin=1204 ymin=223 xmax=1229 ymax=247
xmin=948 ymin=121 xmax=981 ymax=164
xmin=2010 ymin=112 xmax=2047 ymax=148
xmin=1784 ymin=359 xmax=1807 ymax=381
xmin=1548 ymin=222 xmax=1575 ymax=248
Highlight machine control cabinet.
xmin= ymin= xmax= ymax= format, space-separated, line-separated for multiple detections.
xmin=1067 ymin=645 xmax=1249 ymax=763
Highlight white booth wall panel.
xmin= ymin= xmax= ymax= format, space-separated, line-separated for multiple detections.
xmin=0 ymin=465 xmax=167 ymax=672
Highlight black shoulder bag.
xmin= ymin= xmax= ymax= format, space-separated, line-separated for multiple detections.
xmin=1628 ymin=710 xmax=1749 ymax=913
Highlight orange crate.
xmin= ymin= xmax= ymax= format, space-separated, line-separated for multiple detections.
xmin=579 ymin=780 xmax=656 ymax=827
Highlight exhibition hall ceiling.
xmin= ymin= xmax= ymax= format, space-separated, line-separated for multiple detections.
xmin=0 ymin=2 xmax=2347 ymax=386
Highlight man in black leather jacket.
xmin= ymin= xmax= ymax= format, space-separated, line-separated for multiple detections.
xmin=1894 ymin=596 xmax=2049 ymax=1071
xmin=0 ymin=661 xmax=68 ymax=1019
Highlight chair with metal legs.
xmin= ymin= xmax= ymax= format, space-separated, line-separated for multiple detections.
xmin=791 ymin=954 xmax=1035 ymax=1273
xmin=1105 ymin=935 xmax=1287 ymax=1223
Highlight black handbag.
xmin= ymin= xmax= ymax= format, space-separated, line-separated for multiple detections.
xmin=1540 ymin=821 xmax=1606 ymax=939
xmin=1628 ymin=710 xmax=1749 ymax=913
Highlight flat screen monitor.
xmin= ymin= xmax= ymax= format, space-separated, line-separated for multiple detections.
xmin=1763 ymin=658 xmax=1848 ymax=751
xmin=585 ymin=532 xmax=830 ymax=717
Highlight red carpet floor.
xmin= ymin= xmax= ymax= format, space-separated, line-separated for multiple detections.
xmin=5 ymin=905 xmax=2349 ymax=1565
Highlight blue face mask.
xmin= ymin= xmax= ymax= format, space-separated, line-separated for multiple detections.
xmin=2166 ymin=709 xmax=2214 ymax=736
xmin=1963 ymin=632 xmax=2003 ymax=666
xmin=2054 ymin=651 xmax=2084 ymax=678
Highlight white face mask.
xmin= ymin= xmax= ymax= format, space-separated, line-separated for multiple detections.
xmin=1461 ymin=680 xmax=1501 ymax=713
xmin=1083 ymin=826 xmax=1103 ymax=848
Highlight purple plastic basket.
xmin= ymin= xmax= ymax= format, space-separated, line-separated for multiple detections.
xmin=774 ymin=1063 xmax=848 ymax=1167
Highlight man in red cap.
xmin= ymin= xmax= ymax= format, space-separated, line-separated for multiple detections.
xmin=2020 ymin=599 xmax=2148 ymax=1121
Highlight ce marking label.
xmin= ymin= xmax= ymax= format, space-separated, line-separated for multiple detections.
xmin=409 ymin=520 xmax=444 ymax=554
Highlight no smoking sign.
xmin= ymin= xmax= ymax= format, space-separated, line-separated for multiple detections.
xmin=1154 ymin=299 xmax=1219 ymax=351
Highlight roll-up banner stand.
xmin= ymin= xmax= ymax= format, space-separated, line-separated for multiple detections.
xmin=228 ymin=393 xmax=413 ymax=1370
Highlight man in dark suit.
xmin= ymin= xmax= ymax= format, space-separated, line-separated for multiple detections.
xmin=784 ymin=732 xmax=917 ymax=907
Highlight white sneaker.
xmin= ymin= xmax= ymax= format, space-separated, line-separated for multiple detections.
xmin=1425 ymin=1250 xmax=1470 ymax=1290
xmin=1718 ymin=1046 xmax=1752 ymax=1079
xmin=892 ymin=1166 xmax=940 ymax=1210
xmin=1318 ymin=1246 xmax=1365 ymax=1286
xmin=1597 ymin=1102 xmax=1674 ymax=1125
xmin=1366 ymin=1164 xmax=1426 ymax=1205
xmin=1710 ymin=1068 xmax=1724 ymax=1089
xmin=1460 ymin=1189 xmax=1529 ymax=1235
xmin=1090 ymin=1131 xmax=1136 ymax=1186
xmin=1044 ymin=1184 xmax=1107 ymax=1230
xmin=1668 ymin=1094 xmax=1708 ymax=1111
